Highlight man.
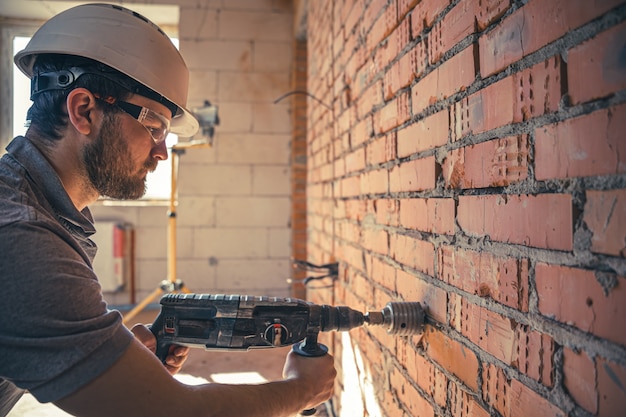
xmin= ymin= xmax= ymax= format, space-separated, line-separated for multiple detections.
xmin=0 ymin=4 xmax=335 ymax=416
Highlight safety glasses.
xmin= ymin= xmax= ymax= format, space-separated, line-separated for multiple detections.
xmin=115 ymin=100 xmax=171 ymax=145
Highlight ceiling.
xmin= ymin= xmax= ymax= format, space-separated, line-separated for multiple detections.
xmin=0 ymin=1 xmax=179 ymax=25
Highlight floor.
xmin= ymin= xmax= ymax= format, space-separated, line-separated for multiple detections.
xmin=8 ymin=308 xmax=330 ymax=416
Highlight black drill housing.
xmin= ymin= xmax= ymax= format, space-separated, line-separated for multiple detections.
xmin=150 ymin=293 xmax=366 ymax=362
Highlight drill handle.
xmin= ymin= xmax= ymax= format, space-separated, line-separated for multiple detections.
xmin=292 ymin=334 xmax=329 ymax=416
xmin=149 ymin=321 xmax=171 ymax=364
xmin=292 ymin=334 xmax=328 ymax=357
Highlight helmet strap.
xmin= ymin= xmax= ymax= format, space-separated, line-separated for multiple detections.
xmin=30 ymin=66 xmax=178 ymax=118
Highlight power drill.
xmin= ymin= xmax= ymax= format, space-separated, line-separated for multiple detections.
xmin=149 ymin=293 xmax=425 ymax=416
xmin=150 ymin=293 xmax=425 ymax=361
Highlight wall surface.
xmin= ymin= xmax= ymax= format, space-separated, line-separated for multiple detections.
xmin=93 ymin=0 xmax=296 ymax=304
xmin=305 ymin=0 xmax=626 ymax=416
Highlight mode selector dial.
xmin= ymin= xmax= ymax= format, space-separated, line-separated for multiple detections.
xmin=264 ymin=322 xmax=289 ymax=346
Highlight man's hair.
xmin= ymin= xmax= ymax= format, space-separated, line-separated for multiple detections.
xmin=26 ymin=54 xmax=134 ymax=141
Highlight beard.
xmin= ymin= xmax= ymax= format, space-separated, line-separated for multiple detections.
xmin=83 ymin=112 xmax=158 ymax=200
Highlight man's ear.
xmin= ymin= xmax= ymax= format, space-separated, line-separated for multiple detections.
xmin=66 ymin=88 xmax=98 ymax=135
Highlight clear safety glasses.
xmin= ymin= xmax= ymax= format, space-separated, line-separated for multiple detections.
xmin=114 ymin=100 xmax=171 ymax=145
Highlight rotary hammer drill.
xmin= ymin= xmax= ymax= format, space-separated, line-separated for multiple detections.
xmin=149 ymin=293 xmax=425 ymax=362
xmin=149 ymin=293 xmax=425 ymax=415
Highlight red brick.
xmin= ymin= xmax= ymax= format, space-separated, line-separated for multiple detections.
xmin=583 ymin=189 xmax=626 ymax=257
xmin=513 ymin=56 xmax=563 ymax=122
xmin=376 ymin=93 xmax=410 ymax=134
xmin=396 ymin=269 xmax=447 ymax=323
xmin=438 ymin=246 xmax=529 ymax=310
xmin=476 ymin=0 xmax=510 ymax=31
xmin=335 ymin=106 xmax=351 ymax=136
xmin=339 ymin=175 xmax=361 ymax=197
xmin=384 ymin=52 xmax=415 ymax=99
xmin=395 ymin=15 xmax=411 ymax=53
xmin=515 ymin=325 xmax=554 ymax=387
xmin=363 ymin=0 xmax=388 ymax=35
xmin=356 ymin=79 xmax=383 ymax=121
xmin=452 ymin=299 xmax=554 ymax=386
xmin=481 ymin=363 xmax=509 ymax=414
xmin=422 ymin=326 xmax=480 ymax=391
xmin=411 ymin=38 xmax=429 ymax=79
xmin=406 ymin=350 xmax=447 ymax=407
xmin=345 ymin=147 xmax=365 ymax=174
xmin=352 ymin=271 xmax=376 ymax=303
xmin=320 ymin=163 xmax=333 ymax=181
xmin=399 ymin=197 xmax=455 ymax=235
xmin=397 ymin=109 xmax=449 ymax=158
xmin=390 ymin=234 xmax=435 ymax=275
xmin=398 ymin=91 xmax=412 ymax=129
xmin=361 ymin=168 xmax=388 ymax=195
xmin=569 ymin=21 xmax=626 ymax=104
xmin=380 ymin=391 xmax=404 ymax=417
xmin=536 ymin=264 xmax=626 ymax=346
xmin=453 ymin=299 xmax=516 ymax=361
xmin=482 ymin=363 xmax=565 ymax=417
xmin=367 ymin=132 xmax=396 ymax=166
xmin=361 ymin=227 xmax=389 ymax=255
xmin=352 ymin=116 xmax=374 ymax=148
xmin=370 ymin=20 xmax=415 ymax=86
xmin=337 ymin=241 xmax=365 ymax=270
xmin=428 ymin=0 xmax=477 ymax=64
xmin=398 ymin=0 xmax=420 ymax=20
xmin=450 ymin=383 xmax=490 ymax=417
xmin=345 ymin=199 xmax=368 ymax=222
xmin=479 ymin=0 xmax=624 ymax=77
xmin=411 ymin=0 xmax=451 ymax=37
xmin=389 ymin=156 xmax=437 ymax=192
xmin=367 ymin=0 xmax=399 ymax=53
xmin=452 ymin=75 xmax=515 ymax=140
xmin=390 ymin=366 xmax=435 ymax=417
xmin=535 ymin=104 xmax=626 ymax=180
xmin=597 ymin=356 xmax=626 ymax=416
xmin=334 ymin=155 xmax=346 ymax=178
xmin=337 ymin=219 xmax=361 ymax=244
xmin=366 ymin=255 xmax=397 ymax=293
xmin=457 ymin=194 xmax=573 ymax=251
xmin=343 ymin=2 xmax=361 ymax=37
xmin=443 ymin=135 xmax=529 ymax=189
xmin=412 ymin=44 xmax=476 ymax=114
xmin=373 ymin=198 xmax=400 ymax=226
xmin=563 ymin=347 xmax=597 ymax=414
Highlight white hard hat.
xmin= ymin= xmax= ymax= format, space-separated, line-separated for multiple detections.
xmin=14 ymin=3 xmax=199 ymax=137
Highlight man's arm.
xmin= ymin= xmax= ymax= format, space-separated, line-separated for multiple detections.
xmin=54 ymin=338 xmax=336 ymax=417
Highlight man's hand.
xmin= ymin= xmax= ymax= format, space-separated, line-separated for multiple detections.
xmin=130 ymin=323 xmax=190 ymax=375
xmin=282 ymin=349 xmax=337 ymax=411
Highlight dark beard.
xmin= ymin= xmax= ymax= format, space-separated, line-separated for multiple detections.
xmin=83 ymin=112 xmax=157 ymax=200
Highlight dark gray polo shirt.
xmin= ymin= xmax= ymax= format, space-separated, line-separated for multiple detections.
xmin=0 ymin=136 xmax=133 ymax=415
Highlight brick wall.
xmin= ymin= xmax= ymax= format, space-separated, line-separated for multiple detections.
xmin=292 ymin=39 xmax=310 ymax=299
xmin=305 ymin=1 xmax=626 ymax=416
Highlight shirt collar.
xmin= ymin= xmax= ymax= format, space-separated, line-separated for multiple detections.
xmin=6 ymin=136 xmax=95 ymax=236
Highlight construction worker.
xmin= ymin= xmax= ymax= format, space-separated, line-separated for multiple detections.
xmin=0 ymin=4 xmax=335 ymax=416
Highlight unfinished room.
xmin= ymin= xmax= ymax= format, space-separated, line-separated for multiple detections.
xmin=0 ymin=0 xmax=624 ymax=416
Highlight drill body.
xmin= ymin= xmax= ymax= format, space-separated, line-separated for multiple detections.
xmin=150 ymin=293 xmax=366 ymax=362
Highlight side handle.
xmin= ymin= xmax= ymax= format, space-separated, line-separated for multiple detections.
xmin=149 ymin=316 xmax=171 ymax=364
xmin=292 ymin=334 xmax=329 ymax=416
